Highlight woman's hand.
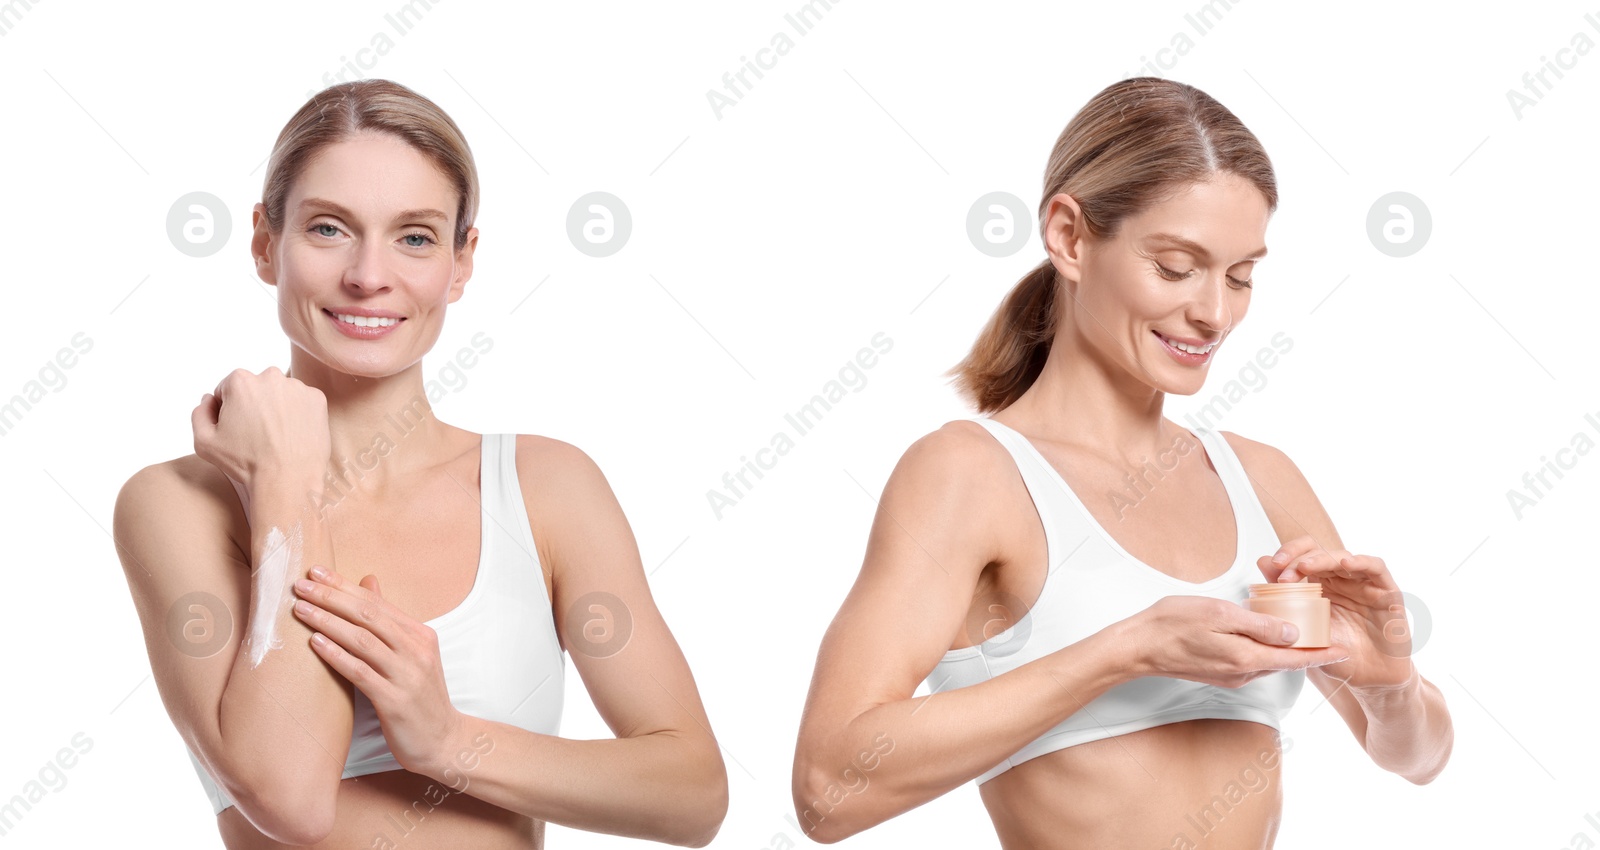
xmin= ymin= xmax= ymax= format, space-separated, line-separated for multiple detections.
xmin=1257 ymin=536 xmax=1416 ymax=691
xmin=191 ymin=366 xmax=331 ymax=492
xmin=291 ymin=567 xmax=464 ymax=778
xmin=1125 ymin=595 xmax=1350 ymax=688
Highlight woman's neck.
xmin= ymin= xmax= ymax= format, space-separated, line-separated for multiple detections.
xmin=285 ymin=354 xmax=452 ymax=489
xmin=999 ymin=333 xmax=1173 ymax=465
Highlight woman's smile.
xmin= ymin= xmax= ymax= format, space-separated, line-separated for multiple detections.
xmin=1153 ymin=329 xmax=1217 ymax=365
xmin=323 ymin=306 xmax=406 ymax=338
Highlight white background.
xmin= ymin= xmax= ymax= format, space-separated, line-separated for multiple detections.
xmin=1 ymin=1 xmax=1596 ymax=847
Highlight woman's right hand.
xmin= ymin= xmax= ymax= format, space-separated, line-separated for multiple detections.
xmin=1123 ymin=595 xmax=1350 ymax=688
xmin=191 ymin=366 xmax=332 ymax=494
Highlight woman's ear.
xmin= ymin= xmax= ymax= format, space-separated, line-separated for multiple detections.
xmin=1042 ymin=192 xmax=1087 ymax=296
xmin=251 ymin=203 xmax=278 ymax=287
xmin=447 ymin=225 xmax=479 ymax=304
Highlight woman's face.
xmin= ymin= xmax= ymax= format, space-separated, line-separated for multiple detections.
xmin=252 ymin=130 xmax=475 ymax=379
xmin=1052 ymin=172 xmax=1269 ymax=396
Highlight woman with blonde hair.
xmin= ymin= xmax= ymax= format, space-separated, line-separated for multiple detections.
xmin=114 ymin=79 xmax=727 ymax=848
xmin=792 ymin=76 xmax=1451 ymax=848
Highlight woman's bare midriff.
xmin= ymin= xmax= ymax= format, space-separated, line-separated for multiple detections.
xmin=979 ymin=719 xmax=1285 ymax=850
xmin=217 ymin=768 xmax=542 ymax=849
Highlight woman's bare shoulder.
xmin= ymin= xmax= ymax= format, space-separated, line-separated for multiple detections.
xmin=898 ymin=418 xmax=1018 ymax=486
xmin=853 ymin=419 xmax=1022 ymax=576
xmin=1217 ymin=430 xmax=1338 ymax=545
xmin=116 ymin=454 xmax=248 ymax=564
xmin=507 ymin=434 xmax=609 ymax=577
xmin=510 ymin=433 xmax=603 ymax=492
xmin=1216 ymin=430 xmax=1302 ymax=487
xmin=122 ymin=453 xmax=242 ymax=510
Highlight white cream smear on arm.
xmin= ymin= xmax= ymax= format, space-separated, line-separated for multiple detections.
xmin=249 ymin=523 xmax=302 ymax=668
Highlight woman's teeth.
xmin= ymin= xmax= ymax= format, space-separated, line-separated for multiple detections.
xmin=333 ymin=313 xmax=399 ymax=328
xmin=1158 ymin=332 xmax=1214 ymax=354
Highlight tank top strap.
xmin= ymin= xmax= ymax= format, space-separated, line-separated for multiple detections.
xmin=1187 ymin=427 xmax=1254 ymax=510
xmin=968 ymin=417 xmax=1067 ymax=564
xmin=481 ymin=433 xmax=540 ymax=562
xmin=1189 ymin=426 xmax=1279 ymax=551
xmin=480 ymin=431 xmax=504 ymax=500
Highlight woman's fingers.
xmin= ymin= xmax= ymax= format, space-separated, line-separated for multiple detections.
xmin=1254 ymin=554 xmax=1287 ymax=584
xmin=1268 ymin=535 xmax=1322 ymax=571
xmin=292 ymin=569 xmax=402 ymax=674
xmin=1279 ymin=547 xmax=1349 ymax=582
xmin=305 ymin=620 xmax=389 ymax=696
xmin=306 ymin=566 xmax=403 ymax=621
xmin=191 ymin=395 xmax=214 ymax=439
xmin=1284 ymin=551 xmax=1394 ymax=587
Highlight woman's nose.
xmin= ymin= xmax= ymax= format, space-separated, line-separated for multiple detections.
xmin=1191 ymin=275 xmax=1235 ymax=331
xmin=342 ymin=240 xmax=394 ymax=293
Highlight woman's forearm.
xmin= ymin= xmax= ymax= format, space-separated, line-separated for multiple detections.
xmin=417 ymin=713 xmax=727 ymax=847
xmin=792 ymin=622 xmax=1136 ymax=844
xmin=214 ymin=472 xmax=351 ymax=840
xmin=1349 ymin=665 xmax=1453 ymax=784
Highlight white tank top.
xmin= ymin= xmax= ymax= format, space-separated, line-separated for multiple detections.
xmin=924 ymin=417 xmax=1302 ymax=784
xmin=186 ymin=432 xmax=565 ymax=813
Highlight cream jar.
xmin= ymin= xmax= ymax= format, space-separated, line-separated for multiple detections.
xmin=1245 ymin=582 xmax=1331 ymax=648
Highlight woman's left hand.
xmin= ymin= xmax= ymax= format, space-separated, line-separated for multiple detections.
xmin=1256 ymin=536 xmax=1417 ymax=691
xmin=292 ymin=566 xmax=463 ymax=778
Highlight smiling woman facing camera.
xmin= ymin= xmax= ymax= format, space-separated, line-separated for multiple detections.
xmin=792 ymin=77 xmax=1451 ymax=849
xmin=112 ymin=80 xmax=726 ymax=849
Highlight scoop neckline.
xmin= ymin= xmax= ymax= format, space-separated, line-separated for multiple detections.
xmin=423 ymin=432 xmax=488 ymax=626
xmin=981 ymin=417 xmax=1243 ymax=589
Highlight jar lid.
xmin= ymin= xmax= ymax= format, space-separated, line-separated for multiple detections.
xmin=1246 ymin=581 xmax=1324 ymax=598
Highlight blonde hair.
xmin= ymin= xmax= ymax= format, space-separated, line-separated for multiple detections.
xmin=260 ymin=79 xmax=479 ymax=252
xmin=948 ymin=77 xmax=1277 ymax=413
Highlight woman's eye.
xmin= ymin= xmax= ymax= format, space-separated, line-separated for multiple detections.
xmin=1156 ymin=263 xmax=1252 ymax=289
xmin=312 ymin=223 xmax=340 ymax=238
xmin=403 ymin=233 xmax=436 ymax=248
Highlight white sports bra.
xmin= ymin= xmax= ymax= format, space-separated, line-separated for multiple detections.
xmin=186 ymin=432 xmax=566 ymax=814
xmin=924 ymin=417 xmax=1302 ymax=784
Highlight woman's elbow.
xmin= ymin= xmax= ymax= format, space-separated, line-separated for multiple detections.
xmin=680 ymin=776 xmax=729 ymax=847
xmin=228 ymin=770 xmax=340 ymax=845
xmin=791 ymin=762 xmax=870 ymax=845
xmin=1403 ymin=732 xmax=1454 ymax=785
xmin=789 ymin=792 xmax=856 ymax=844
xmin=666 ymin=742 xmax=729 ymax=848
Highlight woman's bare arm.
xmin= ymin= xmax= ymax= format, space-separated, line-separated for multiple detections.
xmin=396 ymin=436 xmax=728 ymax=847
xmin=1224 ymin=431 xmax=1454 ymax=784
xmin=114 ymin=459 xmax=352 ymax=844
xmin=1308 ymin=662 xmax=1453 ymax=783
xmin=790 ymin=421 xmax=1143 ymax=843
